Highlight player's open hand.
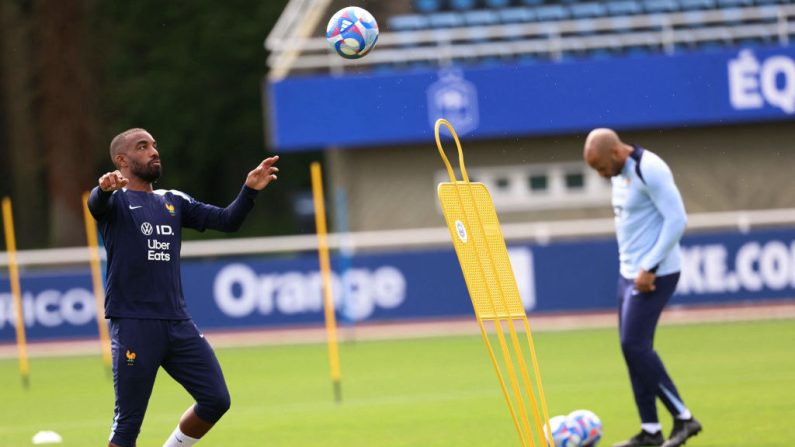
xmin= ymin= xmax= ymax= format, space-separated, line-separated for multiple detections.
xmin=635 ymin=269 xmax=657 ymax=293
xmin=245 ymin=156 xmax=280 ymax=191
xmin=98 ymin=170 xmax=129 ymax=192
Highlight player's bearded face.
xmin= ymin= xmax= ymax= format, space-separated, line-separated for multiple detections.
xmin=129 ymin=155 xmax=162 ymax=183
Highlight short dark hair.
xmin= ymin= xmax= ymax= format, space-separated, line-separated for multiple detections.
xmin=109 ymin=128 xmax=147 ymax=166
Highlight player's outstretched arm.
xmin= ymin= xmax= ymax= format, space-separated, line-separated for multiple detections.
xmin=183 ymin=156 xmax=281 ymax=232
xmin=98 ymin=170 xmax=130 ymax=192
xmin=88 ymin=170 xmax=129 ymax=218
xmin=244 ymin=156 xmax=279 ymax=191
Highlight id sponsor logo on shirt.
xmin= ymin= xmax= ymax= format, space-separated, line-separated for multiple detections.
xmin=142 ymin=221 xmax=173 ymax=262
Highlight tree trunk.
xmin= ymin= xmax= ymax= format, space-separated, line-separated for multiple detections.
xmin=36 ymin=0 xmax=99 ymax=246
xmin=0 ymin=0 xmax=48 ymax=249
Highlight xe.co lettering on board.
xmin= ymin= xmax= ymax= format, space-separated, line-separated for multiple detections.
xmin=678 ymin=240 xmax=795 ymax=295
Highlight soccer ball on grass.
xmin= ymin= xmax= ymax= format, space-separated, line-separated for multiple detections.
xmin=544 ymin=415 xmax=582 ymax=447
xmin=567 ymin=409 xmax=603 ymax=446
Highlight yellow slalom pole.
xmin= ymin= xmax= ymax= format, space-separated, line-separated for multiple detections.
xmin=81 ymin=192 xmax=112 ymax=374
xmin=310 ymin=162 xmax=342 ymax=403
xmin=2 ymin=197 xmax=30 ymax=388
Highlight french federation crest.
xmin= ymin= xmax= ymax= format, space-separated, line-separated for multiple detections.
xmin=427 ymin=69 xmax=479 ymax=136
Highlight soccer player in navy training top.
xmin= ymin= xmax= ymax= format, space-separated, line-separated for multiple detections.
xmin=88 ymin=128 xmax=279 ymax=447
xmin=583 ymin=129 xmax=702 ymax=447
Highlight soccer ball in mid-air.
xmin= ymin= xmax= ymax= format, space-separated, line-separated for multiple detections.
xmin=325 ymin=6 xmax=379 ymax=59
xmin=544 ymin=415 xmax=583 ymax=447
xmin=567 ymin=409 xmax=603 ymax=446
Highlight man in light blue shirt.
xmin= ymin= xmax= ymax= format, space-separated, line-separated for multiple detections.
xmin=584 ymin=129 xmax=702 ymax=447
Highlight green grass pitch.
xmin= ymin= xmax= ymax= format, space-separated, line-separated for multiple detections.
xmin=1 ymin=319 xmax=793 ymax=446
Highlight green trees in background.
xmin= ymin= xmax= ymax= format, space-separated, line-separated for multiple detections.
xmin=1 ymin=0 xmax=314 ymax=248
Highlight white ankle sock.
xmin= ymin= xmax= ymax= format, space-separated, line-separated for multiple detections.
xmin=163 ymin=426 xmax=199 ymax=447
xmin=641 ymin=422 xmax=662 ymax=434
xmin=676 ymin=409 xmax=692 ymax=420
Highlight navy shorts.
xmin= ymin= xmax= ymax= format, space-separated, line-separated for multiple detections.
xmin=108 ymin=318 xmax=230 ymax=447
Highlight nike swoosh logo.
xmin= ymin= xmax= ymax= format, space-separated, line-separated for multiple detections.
xmin=175 ymin=436 xmax=183 ymax=443
xmin=128 ymin=205 xmax=142 ymax=210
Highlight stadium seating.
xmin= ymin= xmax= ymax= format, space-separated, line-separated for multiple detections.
xmin=679 ymin=0 xmax=717 ymax=9
xmin=485 ymin=0 xmax=513 ymax=7
xmin=569 ymin=2 xmax=608 ymax=19
xmin=606 ymin=0 xmax=645 ymax=15
xmin=450 ymin=0 xmax=479 ymax=10
xmin=413 ymin=0 xmax=444 ymax=13
xmin=643 ymin=0 xmax=680 ymax=13
xmin=535 ymin=4 xmax=570 ymax=20
xmin=378 ymin=0 xmax=795 ymax=71
xmin=498 ymin=7 xmax=534 ymax=22
xmin=463 ymin=9 xmax=500 ymax=25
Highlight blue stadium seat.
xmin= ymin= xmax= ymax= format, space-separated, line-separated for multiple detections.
xmin=429 ymin=12 xmax=465 ymax=28
xmin=517 ymin=53 xmax=542 ymax=65
xmin=519 ymin=0 xmax=545 ymax=5
xmin=754 ymin=0 xmax=789 ymax=4
xmin=451 ymin=56 xmax=481 ymax=67
xmin=464 ymin=10 xmax=500 ymax=25
xmin=736 ymin=36 xmax=773 ymax=48
xmin=408 ymin=60 xmax=434 ymax=71
xmin=625 ymin=45 xmax=655 ymax=57
xmin=697 ymin=40 xmax=728 ymax=52
xmin=372 ymin=64 xmax=397 ymax=74
xmin=484 ymin=0 xmax=512 ymax=8
xmin=716 ymin=0 xmax=754 ymax=7
xmin=414 ymin=0 xmax=444 ymax=13
xmin=734 ymin=38 xmax=757 ymax=49
xmin=589 ymin=48 xmax=616 ymax=60
xmin=498 ymin=7 xmax=534 ymax=23
xmin=388 ymin=14 xmax=431 ymax=31
xmin=450 ymin=0 xmax=478 ymax=11
xmin=606 ymin=0 xmax=644 ymax=15
xmin=535 ymin=4 xmax=570 ymax=21
xmin=570 ymin=2 xmax=608 ymax=19
xmin=560 ymin=50 xmax=586 ymax=62
xmin=479 ymin=55 xmax=507 ymax=66
xmin=643 ymin=0 xmax=680 ymax=13
xmin=679 ymin=0 xmax=716 ymax=9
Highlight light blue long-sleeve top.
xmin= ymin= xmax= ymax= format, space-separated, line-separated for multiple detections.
xmin=611 ymin=145 xmax=688 ymax=279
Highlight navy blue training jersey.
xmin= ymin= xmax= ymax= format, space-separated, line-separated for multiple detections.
xmin=88 ymin=185 xmax=258 ymax=319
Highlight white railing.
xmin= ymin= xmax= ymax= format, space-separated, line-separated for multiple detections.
xmin=264 ymin=0 xmax=334 ymax=80
xmin=266 ymin=4 xmax=794 ymax=73
xmin=3 ymin=208 xmax=795 ymax=267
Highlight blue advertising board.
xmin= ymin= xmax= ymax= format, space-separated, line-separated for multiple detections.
xmin=2 ymin=228 xmax=794 ymax=341
xmin=267 ymin=47 xmax=795 ymax=150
